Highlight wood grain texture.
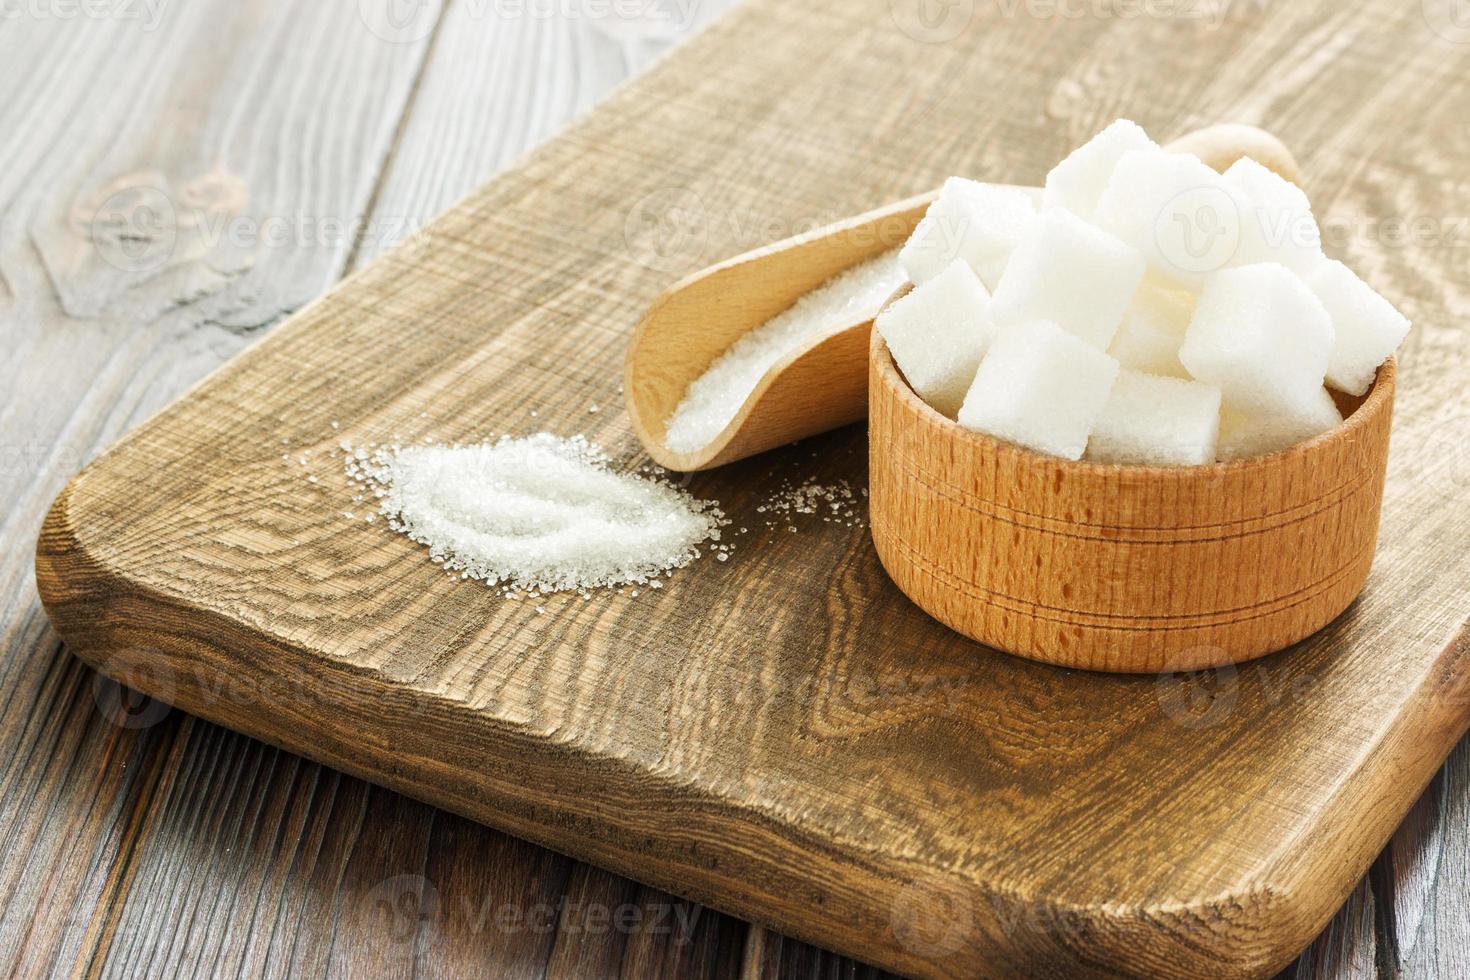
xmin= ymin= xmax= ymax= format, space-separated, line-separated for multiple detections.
xmin=871 ymin=333 xmax=1395 ymax=673
xmin=0 ymin=1 xmax=439 ymax=973
xmin=8 ymin=0 xmax=1470 ymax=978
xmin=0 ymin=0 xmax=767 ymax=977
xmin=31 ymin=1 xmax=1470 ymax=978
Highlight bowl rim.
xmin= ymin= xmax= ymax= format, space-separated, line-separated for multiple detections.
xmin=870 ymin=329 xmax=1397 ymax=478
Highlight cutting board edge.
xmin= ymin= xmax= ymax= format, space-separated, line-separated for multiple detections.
xmin=35 ymin=468 xmax=1470 ymax=979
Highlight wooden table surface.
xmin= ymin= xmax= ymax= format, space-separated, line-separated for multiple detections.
xmin=3 ymin=1 xmax=1466 ymax=976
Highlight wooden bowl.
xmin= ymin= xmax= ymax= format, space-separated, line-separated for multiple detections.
xmin=868 ymin=330 xmax=1396 ymax=673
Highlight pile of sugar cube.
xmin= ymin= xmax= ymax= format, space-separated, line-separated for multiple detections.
xmin=876 ymin=119 xmax=1410 ymax=465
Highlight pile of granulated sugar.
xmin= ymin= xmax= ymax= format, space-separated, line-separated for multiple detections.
xmin=345 ymin=434 xmax=725 ymax=594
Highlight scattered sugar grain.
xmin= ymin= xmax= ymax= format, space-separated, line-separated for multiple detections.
xmin=663 ymin=250 xmax=905 ymax=453
xmin=756 ymin=478 xmax=866 ymax=531
xmin=347 ymin=433 xmax=725 ymax=593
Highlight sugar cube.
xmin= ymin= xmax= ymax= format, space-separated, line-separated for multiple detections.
xmin=1217 ymin=387 xmax=1343 ymax=461
xmin=988 ymin=208 xmax=1147 ymax=349
xmin=1043 ymin=119 xmax=1158 ymax=222
xmin=1179 ymin=264 xmax=1334 ymax=415
xmin=1221 ymin=157 xmax=1325 ymax=276
xmin=957 ymin=320 xmax=1120 ymax=460
xmin=900 ymin=178 xmax=1038 ymax=289
xmin=875 ymin=260 xmax=996 ymax=417
xmin=1095 ymin=147 xmax=1250 ymax=289
xmin=1086 ymin=370 xmax=1222 ymax=466
xmin=1305 ymin=259 xmax=1411 ymax=396
xmin=1107 ymin=281 xmax=1194 ymax=377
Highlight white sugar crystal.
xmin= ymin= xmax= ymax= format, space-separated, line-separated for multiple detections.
xmin=1305 ymin=259 xmax=1411 ymax=396
xmin=1179 ymin=264 xmax=1334 ymax=415
xmin=1217 ymin=387 xmax=1343 ymax=461
xmin=1086 ymin=370 xmax=1222 ymax=466
xmin=957 ymin=320 xmax=1120 ymax=460
xmin=663 ymin=249 xmax=905 ymax=453
xmin=900 ymin=178 xmax=1038 ymax=289
xmin=876 ymin=259 xmax=996 ymax=417
xmin=350 ymin=434 xmax=725 ymax=592
xmin=988 ymin=208 xmax=1146 ymax=349
xmin=1222 ymin=157 xmax=1325 ymax=275
xmin=1095 ymin=147 xmax=1249 ymax=289
xmin=1107 ymin=282 xmax=1194 ymax=377
xmin=1043 ymin=119 xmax=1158 ymax=222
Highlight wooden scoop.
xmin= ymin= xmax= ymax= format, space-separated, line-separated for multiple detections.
xmin=624 ymin=124 xmax=1300 ymax=472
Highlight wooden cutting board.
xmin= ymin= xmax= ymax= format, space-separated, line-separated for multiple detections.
xmin=35 ymin=1 xmax=1470 ymax=976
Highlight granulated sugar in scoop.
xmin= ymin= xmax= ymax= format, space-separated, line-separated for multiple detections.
xmin=346 ymin=434 xmax=725 ymax=593
xmin=662 ymin=248 xmax=905 ymax=453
